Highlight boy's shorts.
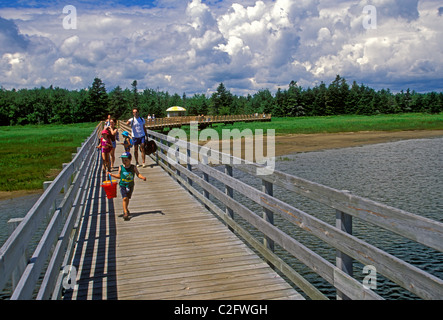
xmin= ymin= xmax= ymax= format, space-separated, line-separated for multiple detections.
xmin=120 ymin=185 xmax=134 ymax=199
xmin=132 ymin=137 xmax=145 ymax=146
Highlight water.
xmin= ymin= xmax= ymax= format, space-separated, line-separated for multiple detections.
xmin=1 ymin=137 xmax=442 ymax=299
xmin=230 ymin=137 xmax=443 ymax=299
xmin=0 ymin=193 xmax=43 ymax=247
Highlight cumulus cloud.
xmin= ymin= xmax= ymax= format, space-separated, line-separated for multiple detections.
xmin=0 ymin=0 xmax=442 ymax=94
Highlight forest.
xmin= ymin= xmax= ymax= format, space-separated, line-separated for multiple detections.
xmin=0 ymin=75 xmax=442 ymax=126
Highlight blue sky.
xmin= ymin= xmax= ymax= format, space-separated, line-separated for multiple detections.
xmin=1 ymin=0 xmax=442 ymax=95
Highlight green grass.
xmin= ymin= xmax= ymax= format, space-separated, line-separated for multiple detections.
xmin=1 ymin=113 xmax=442 ymax=192
xmin=0 ymin=123 xmax=98 ymax=192
xmin=181 ymin=113 xmax=443 ymax=137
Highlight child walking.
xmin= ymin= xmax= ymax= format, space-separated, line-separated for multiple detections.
xmin=97 ymin=129 xmax=112 ymax=173
xmin=107 ymin=152 xmax=146 ymax=221
xmin=121 ymin=131 xmax=132 ymax=153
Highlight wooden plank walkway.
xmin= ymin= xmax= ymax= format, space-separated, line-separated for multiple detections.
xmin=145 ymin=114 xmax=271 ymax=131
xmin=63 ymin=142 xmax=303 ymax=300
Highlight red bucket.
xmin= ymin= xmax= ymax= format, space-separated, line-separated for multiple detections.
xmin=102 ymin=180 xmax=118 ymax=199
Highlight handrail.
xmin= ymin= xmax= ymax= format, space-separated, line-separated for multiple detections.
xmin=144 ymin=113 xmax=271 ymax=130
xmin=0 ymin=122 xmax=103 ymax=300
xmin=134 ymin=124 xmax=443 ymax=300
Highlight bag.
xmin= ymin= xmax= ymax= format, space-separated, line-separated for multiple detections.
xmin=144 ymin=139 xmax=158 ymax=155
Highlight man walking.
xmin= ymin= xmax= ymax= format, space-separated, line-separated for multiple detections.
xmin=126 ymin=108 xmax=147 ymax=168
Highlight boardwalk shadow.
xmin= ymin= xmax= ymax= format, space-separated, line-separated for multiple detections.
xmin=63 ymin=156 xmax=118 ymax=300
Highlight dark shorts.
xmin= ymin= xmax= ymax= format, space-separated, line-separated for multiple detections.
xmin=120 ymin=185 xmax=134 ymax=199
xmin=132 ymin=137 xmax=145 ymax=146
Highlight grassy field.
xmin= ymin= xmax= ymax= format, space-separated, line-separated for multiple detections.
xmin=0 ymin=123 xmax=98 ymax=192
xmin=199 ymin=113 xmax=443 ymax=136
xmin=0 ymin=113 xmax=441 ymax=192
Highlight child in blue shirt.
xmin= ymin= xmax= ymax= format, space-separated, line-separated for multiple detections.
xmin=121 ymin=131 xmax=132 ymax=153
xmin=107 ymin=152 xmax=146 ymax=221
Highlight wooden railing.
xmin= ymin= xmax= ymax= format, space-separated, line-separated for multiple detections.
xmin=0 ymin=123 xmax=104 ymax=300
xmin=144 ymin=114 xmax=272 ymax=130
xmin=134 ymin=125 xmax=443 ymax=300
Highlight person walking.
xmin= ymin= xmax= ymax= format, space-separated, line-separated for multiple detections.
xmin=121 ymin=131 xmax=132 ymax=153
xmin=97 ymin=129 xmax=112 ymax=173
xmin=126 ymin=108 xmax=147 ymax=168
xmin=104 ymin=114 xmax=112 ymax=127
xmin=107 ymin=119 xmax=118 ymax=170
xmin=107 ymin=152 xmax=146 ymax=221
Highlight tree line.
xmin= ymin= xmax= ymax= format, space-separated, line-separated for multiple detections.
xmin=0 ymin=75 xmax=441 ymax=126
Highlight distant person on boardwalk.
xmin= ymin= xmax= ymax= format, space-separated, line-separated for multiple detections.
xmin=121 ymin=131 xmax=132 ymax=153
xmin=104 ymin=114 xmax=112 ymax=127
xmin=107 ymin=119 xmax=119 ymax=170
xmin=97 ymin=129 xmax=112 ymax=173
xmin=126 ymin=108 xmax=147 ymax=168
xmin=107 ymin=152 xmax=146 ymax=221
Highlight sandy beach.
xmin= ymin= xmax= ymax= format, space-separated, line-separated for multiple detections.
xmin=1 ymin=129 xmax=442 ymax=200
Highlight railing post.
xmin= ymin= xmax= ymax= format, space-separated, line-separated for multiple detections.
xmin=155 ymin=136 xmax=160 ymax=165
xmin=187 ymin=147 xmax=193 ymax=187
xmin=175 ymin=144 xmax=181 ymax=183
xmin=202 ymin=154 xmax=210 ymax=210
xmin=8 ymin=218 xmax=27 ymax=292
xmin=43 ymin=181 xmax=57 ymax=221
xmin=336 ymin=207 xmax=353 ymax=300
xmin=262 ymin=180 xmax=275 ymax=253
xmin=225 ymin=165 xmax=234 ymax=230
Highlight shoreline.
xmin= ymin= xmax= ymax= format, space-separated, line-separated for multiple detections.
xmin=1 ymin=129 xmax=442 ymax=201
xmin=272 ymin=129 xmax=443 ymax=156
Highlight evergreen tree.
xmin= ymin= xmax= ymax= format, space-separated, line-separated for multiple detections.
xmin=273 ymin=88 xmax=286 ymax=117
xmin=87 ymin=77 xmax=109 ymax=121
xmin=287 ymin=81 xmax=304 ymax=116
xmin=326 ymin=75 xmax=349 ymax=115
xmin=210 ymin=83 xmax=233 ymax=115
xmin=131 ymin=80 xmax=139 ymax=109
xmin=109 ymin=86 xmax=129 ymax=119
xmin=312 ymin=82 xmax=327 ymax=116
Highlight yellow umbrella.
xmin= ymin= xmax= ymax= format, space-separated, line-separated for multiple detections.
xmin=166 ymin=106 xmax=186 ymax=112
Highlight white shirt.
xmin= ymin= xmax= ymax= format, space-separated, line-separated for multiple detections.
xmin=128 ymin=117 xmax=146 ymax=138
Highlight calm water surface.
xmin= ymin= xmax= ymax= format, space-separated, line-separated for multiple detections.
xmin=232 ymin=137 xmax=442 ymax=299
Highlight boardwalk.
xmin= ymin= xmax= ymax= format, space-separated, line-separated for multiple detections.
xmin=3 ymin=124 xmax=441 ymax=300
xmin=144 ymin=114 xmax=271 ymax=131
xmin=63 ymin=142 xmax=302 ymax=300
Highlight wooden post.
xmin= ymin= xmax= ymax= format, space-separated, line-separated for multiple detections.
xmin=155 ymin=136 xmax=160 ymax=165
xmin=44 ymin=181 xmax=56 ymax=218
xmin=225 ymin=165 xmax=234 ymax=230
xmin=336 ymin=208 xmax=353 ymax=300
xmin=262 ymin=180 xmax=275 ymax=253
xmin=8 ymin=218 xmax=27 ymax=292
xmin=187 ymin=148 xmax=193 ymax=187
xmin=202 ymin=155 xmax=210 ymax=210
xmin=175 ymin=144 xmax=182 ymax=186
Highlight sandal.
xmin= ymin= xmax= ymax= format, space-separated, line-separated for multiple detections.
xmin=123 ymin=212 xmax=130 ymax=221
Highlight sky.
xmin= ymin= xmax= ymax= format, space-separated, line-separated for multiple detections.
xmin=0 ymin=0 xmax=442 ymax=96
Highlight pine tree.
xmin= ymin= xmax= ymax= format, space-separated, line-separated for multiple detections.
xmin=210 ymin=83 xmax=233 ymax=115
xmin=87 ymin=77 xmax=109 ymax=121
